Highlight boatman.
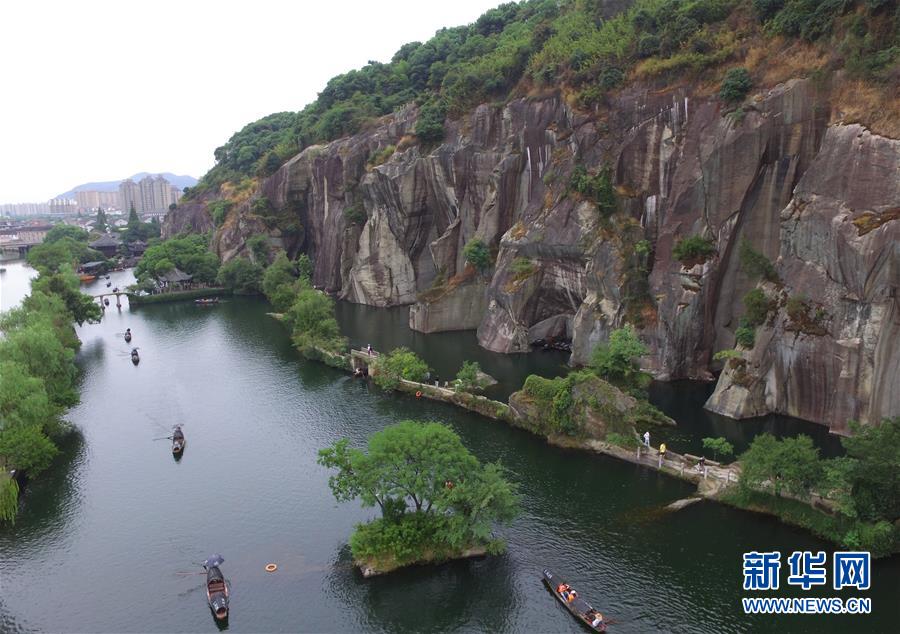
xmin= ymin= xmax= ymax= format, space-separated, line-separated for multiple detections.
xmin=591 ymin=612 xmax=604 ymax=628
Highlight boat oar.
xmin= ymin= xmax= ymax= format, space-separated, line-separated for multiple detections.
xmin=153 ymin=436 xmax=173 ymax=441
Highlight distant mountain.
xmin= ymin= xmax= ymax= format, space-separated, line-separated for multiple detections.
xmin=58 ymin=172 xmax=197 ymax=198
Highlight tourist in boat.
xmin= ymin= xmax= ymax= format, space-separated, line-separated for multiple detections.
xmin=567 ymin=590 xmax=577 ymax=603
xmin=591 ymin=611 xmax=604 ymax=628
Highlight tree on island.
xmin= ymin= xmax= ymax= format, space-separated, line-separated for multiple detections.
xmin=94 ymin=208 xmax=108 ymax=234
xmin=318 ymin=420 xmax=519 ymax=573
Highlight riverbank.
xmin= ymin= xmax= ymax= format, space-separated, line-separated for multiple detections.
xmin=127 ymin=287 xmax=231 ymax=305
xmin=356 ymin=545 xmax=488 ymax=578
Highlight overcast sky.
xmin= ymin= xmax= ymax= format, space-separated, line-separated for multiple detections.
xmin=0 ymin=0 xmax=503 ymax=203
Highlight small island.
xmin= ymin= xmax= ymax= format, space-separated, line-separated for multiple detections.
xmin=318 ymin=420 xmax=520 ymax=577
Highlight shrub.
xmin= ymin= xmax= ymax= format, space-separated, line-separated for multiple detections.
xmin=607 ymin=432 xmax=639 ymax=449
xmin=739 ymin=239 xmax=778 ymax=282
xmin=252 ymin=196 xmax=273 ymax=216
xmin=714 ymin=348 xmax=743 ymax=361
xmin=672 ymin=234 xmax=715 ymax=265
xmin=743 ymin=288 xmax=771 ymax=326
xmin=463 ymin=239 xmax=492 ymax=271
xmin=702 ymin=436 xmax=735 ymax=461
xmin=590 ymin=325 xmax=649 ymax=389
xmin=369 ymin=145 xmax=396 ymax=167
xmin=735 ymin=325 xmax=756 ymax=347
xmin=372 ymin=347 xmax=430 ymax=391
xmin=343 ymin=203 xmax=367 ymax=226
xmin=569 ymin=165 xmax=616 ymax=214
xmin=455 ymin=360 xmax=481 ymax=392
xmin=509 ymin=257 xmax=536 ymax=281
xmin=246 ymin=234 xmax=270 ymax=265
xmin=719 ymin=67 xmax=753 ymax=103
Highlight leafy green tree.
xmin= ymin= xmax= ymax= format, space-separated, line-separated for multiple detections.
xmin=720 ymin=67 xmax=753 ymax=103
xmin=154 ymin=258 xmax=175 ymax=277
xmin=415 ymin=99 xmax=447 ymax=144
xmin=296 ymin=253 xmax=313 ymax=283
xmin=590 ymin=325 xmax=648 ymax=388
xmin=841 ymin=418 xmax=900 ymax=523
xmin=135 ymin=234 xmax=220 ymax=284
xmin=30 ymin=269 xmax=102 ymax=326
xmin=454 ymin=360 xmax=481 ymax=392
xmin=702 ymin=436 xmax=735 ymax=461
xmin=94 ymin=208 xmax=108 ymax=234
xmin=0 ymin=424 xmax=58 ymax=476
xmin=463 ymin=239 xmax=492 ymax=271
xmin=0 ymin=321 xmax=77 ymax=407
xmin=44 ymin=225 xmax=89 ymax=244
xmin=739 ymin=434 xmax=824 ymax=498
xmin=262 ymin=252 xmax=300 ymax=311
xmin=216 ymin=257 xmax=263 ymax=294
xmin=286 ymin=288 xmax=345 ymax=356
xmin=0 ymin=361 xmax=59 ymax=431
xmin=318 ymin=421 xmax=519 ymax=560
xmin=371 ymin=347 xmax=430 ymax=390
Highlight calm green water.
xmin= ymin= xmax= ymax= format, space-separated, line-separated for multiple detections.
xmin=1 ymin=267 xmax=898 ymax=633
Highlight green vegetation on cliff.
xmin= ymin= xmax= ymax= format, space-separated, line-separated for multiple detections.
xmin=192 ymin=0 xmax=898 ymax=197
xmin=318 ymin=421 xmax=519 ymax=573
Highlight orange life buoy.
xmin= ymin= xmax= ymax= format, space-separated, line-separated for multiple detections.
xmin=265 ymin=563 xmax=277 ymax=572
xmin=415 ymin=391 xmax=422 ymax=398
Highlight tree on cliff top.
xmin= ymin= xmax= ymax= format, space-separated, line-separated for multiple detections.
xmin=318 ymin=421 xmax=519 ymax=561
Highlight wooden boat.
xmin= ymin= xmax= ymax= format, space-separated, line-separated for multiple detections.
xmin=103 ymin=298 xmax=110 ymax=306
xmin=124 ymin=331 xmax=132 ymax=343
xmin=194 ymin=297 xmax=219 ymax=305
xmin=204 ymin=556 xmax=229 ymax=621
xmin=172 ymin=426 xmax=185 ymax=455
xmin=79 ymin=274 xmax=96 ymax=283
xmin=131 ymin=348 xmax=140 ymax=364
xmin=542 ymin=569 xmax=606 ymax=631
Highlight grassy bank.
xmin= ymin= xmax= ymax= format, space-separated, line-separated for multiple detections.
xmin=718 ymin=488 xmax=899 ymax=558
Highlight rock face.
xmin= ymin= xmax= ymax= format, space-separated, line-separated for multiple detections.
xmin=212 ymin=77 xmax=898 ymax=431
xmin=705 ymin=126 xmax=900 ymax=432
xmin=161 ymin=200 xmax=215 ymax=239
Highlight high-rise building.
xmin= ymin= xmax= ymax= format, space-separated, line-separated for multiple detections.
xmin=75 ymin=190 xmax=119 ymax=211
xmin=119 ymin=175 xmax=181 ymax=214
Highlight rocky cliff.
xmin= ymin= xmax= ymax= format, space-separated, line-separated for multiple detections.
xmin=165 ymin=76 xmax=898 ymax=431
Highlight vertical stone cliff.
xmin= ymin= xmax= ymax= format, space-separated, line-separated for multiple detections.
xmin=167 ymin=77 xmax=898 ymax=430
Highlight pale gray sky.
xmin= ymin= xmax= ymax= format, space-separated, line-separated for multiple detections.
xmin=0 ymin=0 xmax=503 ymax=202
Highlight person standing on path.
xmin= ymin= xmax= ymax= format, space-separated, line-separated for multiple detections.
xmin=643 ymin=431 xmax=650 ymax=447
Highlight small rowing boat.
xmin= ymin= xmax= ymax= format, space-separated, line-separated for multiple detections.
xmin=542 ymin=569 xmax=606 ymax=631
xmin=195 ymin=297 xmax=219 ymax=305
xmin=172 ymin=425 xmax=185 ymax=456
xmin=203 ymin=555 xmax=229 ymax=621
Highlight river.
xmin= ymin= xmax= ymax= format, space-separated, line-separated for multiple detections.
xmin=1 ymin=263 xmax=897 ymax=633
